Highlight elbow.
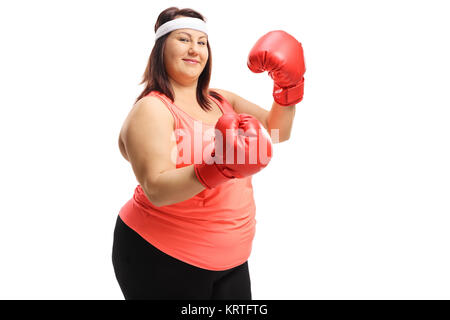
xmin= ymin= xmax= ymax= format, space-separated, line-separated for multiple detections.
xmin=142 ymin=180 xmax=166 ymax=207
xmin=277 ymin=135 xmax=290 ymax=143
xmin=270 ymin=130 xmax=291 ymax=144
xmin=142 ymin=187 xmax=160 ymax=207
xmin=144 ymin=190 xmax=168 ymax=207
xmin=273 ymin=136 xmax=290 ymax=144
xmin=279 ymin=131 xmax=292 ymax=143
xmin=267 ymin=124 xmax=292 ymax=144
xmin=147 ymin=195 xmax=165 ymax=207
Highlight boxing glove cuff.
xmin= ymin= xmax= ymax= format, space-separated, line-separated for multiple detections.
xmin=194 ymin=162 xmax=233 ymax=189
xmin=273 ymin=77 xmax=304 ymax=106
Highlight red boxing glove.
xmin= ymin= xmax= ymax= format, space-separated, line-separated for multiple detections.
xmin=247 ymin=30 xmax=306 ymax=106
xmin=194 ymin=113 xmax=273 ymax=189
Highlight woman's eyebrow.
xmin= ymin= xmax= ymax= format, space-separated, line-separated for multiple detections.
xmin=176 ymin=31 xmax=207 ymax=39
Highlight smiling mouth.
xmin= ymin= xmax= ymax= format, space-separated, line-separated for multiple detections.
xmin=183 ymin=59 xmax=199 ymax=64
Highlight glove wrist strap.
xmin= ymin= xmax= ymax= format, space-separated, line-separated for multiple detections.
xmin=273 ymin=78 xmax=304 ymax=106
xmin=194 ymin=162 xmax=231 ymax=189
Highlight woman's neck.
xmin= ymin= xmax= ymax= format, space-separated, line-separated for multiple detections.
xmin=169 ymin=78 xmax=199 ymax=102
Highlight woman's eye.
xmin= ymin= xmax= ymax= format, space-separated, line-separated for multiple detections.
xmin=179 ymin=38 xmax=206 ymax=45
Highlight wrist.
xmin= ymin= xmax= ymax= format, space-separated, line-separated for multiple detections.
xmin=273 ymin=78 xmax=304 ymax=106
xmin=194 ymin=162 xmax=231 ymax=189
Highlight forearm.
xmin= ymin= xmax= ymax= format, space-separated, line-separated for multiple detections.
xmin=144 ymin=165 xmax=205 ymax=207
xmin=267 ymin=101 xmax=296 ymax=142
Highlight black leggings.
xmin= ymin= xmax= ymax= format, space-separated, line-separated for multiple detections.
xmin=112 ymin=216 xmax=252 ymax=300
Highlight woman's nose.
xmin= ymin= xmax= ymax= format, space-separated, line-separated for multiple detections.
xmin=188 ymin=43 xmax=201 ymax=54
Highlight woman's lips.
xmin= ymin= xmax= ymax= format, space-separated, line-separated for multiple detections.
xmin=183 ymin=59 xmax=198 ymax=64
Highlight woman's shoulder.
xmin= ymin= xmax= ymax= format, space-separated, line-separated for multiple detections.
xmin=132 ymin=93 xmax=173 ymax=120
xmin=121 ymin=94 xmax=174 ymax=140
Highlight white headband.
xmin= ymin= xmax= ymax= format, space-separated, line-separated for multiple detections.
xmin=154 ymin=17 xmax=208 ymax=41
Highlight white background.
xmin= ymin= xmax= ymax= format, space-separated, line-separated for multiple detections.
xmin=0 ymin=0 xmax=449 ymax=299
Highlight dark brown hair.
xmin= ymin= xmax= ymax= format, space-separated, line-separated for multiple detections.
xmin=135 ymin=7 xmax=223 ymax=111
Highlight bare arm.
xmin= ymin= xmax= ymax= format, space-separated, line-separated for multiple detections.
xmin=121 ymin=96 xmax=205 ymax=207
xmin=148 ymin=166 xmax=204 ymax=207
xmin=212 ymin=88 xmax=295 ymax=143
xmin=267 ymin=101 xmax=296 ymax=142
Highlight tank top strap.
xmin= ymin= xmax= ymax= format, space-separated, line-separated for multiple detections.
xmin=208 ymin=92 xmax=235 ymax=114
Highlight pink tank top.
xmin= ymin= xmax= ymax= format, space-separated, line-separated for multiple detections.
xmin=118 ymin=90 xmax=256 ymax=271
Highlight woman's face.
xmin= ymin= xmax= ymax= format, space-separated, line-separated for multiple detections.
xmin=163 ymin=27 xmax=209 ymax=85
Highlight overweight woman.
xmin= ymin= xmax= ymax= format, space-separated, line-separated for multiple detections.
xmin=112 ymin=6 xmax=305 ymax=300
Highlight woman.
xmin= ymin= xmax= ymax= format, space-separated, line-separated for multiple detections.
xmin=112 ymin=7 xmax=305 ymax=300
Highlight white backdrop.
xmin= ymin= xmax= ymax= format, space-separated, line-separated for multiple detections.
xmin=0 ymin=0 xmax=449 ymax=299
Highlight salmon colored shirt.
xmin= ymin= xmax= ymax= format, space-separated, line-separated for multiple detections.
xmin=119 ymin=91 xmax=256 ymax=271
